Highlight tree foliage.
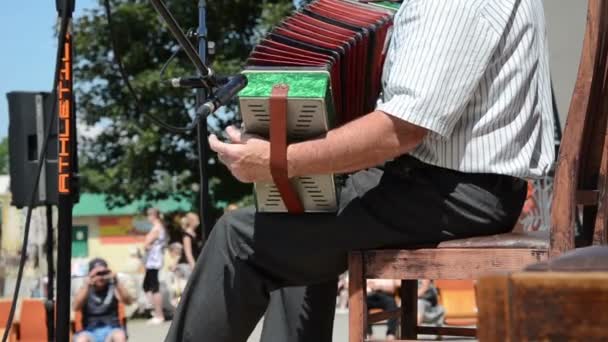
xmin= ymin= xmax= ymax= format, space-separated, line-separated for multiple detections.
xmin=74 ymin=0 xmax=294 ymax=210
xmin=0 ymin=136 xmax=8 ymax=175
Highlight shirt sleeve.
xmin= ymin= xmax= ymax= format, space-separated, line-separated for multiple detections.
xmin=377 ymin=0 xmax=499 ymax=138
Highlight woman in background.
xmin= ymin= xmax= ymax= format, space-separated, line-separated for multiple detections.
xmin=143 ymin=207 xmax=166 ymax=325
xmin=180 ymin=212 xmax=202 ymax=270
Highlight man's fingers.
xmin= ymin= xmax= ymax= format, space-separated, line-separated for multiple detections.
xmin=209 ymin=134 xmax=231 ymax=155
xmin=225 ymin=125 xmax=243 ymax=144
xmin=211 ymin=135 xmax=240 ymax=167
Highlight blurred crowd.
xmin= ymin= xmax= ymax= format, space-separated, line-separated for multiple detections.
xmin=64 ymin=204 xmax=241 ymax=340
xmin=13 ymin=201 xmax=474 ymax=340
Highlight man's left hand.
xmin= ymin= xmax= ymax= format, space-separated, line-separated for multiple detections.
xmin=209 ymin=126 xmax=272 ymax=183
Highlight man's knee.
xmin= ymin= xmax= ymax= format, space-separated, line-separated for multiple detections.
xmin=74 ymin=333 xmax=92 ymax=342
xmin=110 ymin=329 xmax=127 ymax=342
xmin=210 ymin=208 xmax=255 ymax=258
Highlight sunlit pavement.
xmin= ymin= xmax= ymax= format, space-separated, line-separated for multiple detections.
xmin=127 ymin=312 xmax=477 ymax=342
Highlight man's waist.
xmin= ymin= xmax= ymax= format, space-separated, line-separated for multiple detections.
xmin=386 ymin=154 xmax=527 ymax=190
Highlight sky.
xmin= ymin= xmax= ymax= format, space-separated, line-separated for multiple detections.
xmin=0 ymin=0 xmax=97 ymax=139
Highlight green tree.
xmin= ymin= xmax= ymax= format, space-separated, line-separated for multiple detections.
xmin=74 ymin=0 xmax=294 ymax=210
xmin=0 ymin=136 xmax=8 ymax=175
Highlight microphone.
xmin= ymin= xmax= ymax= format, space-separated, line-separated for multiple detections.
xmin=197 ymin=74 xmax=248 ymax=116
xmin=168 ymin=75 xmax=230 ymax=88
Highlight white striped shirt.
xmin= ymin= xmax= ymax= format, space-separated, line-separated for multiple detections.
xmin=377 ymin=0 xmax=554 ymax=179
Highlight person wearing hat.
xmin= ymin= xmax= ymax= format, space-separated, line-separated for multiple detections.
xmin=73 ymin=258 xmax=133 ymax=342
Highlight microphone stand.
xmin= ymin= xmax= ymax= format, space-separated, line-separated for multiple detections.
xmin=150 ymin=0 xmax=248 ymax=241
xmin=149 ymin=0 xmax=215 ymax=240
xmin=196 ymin=0 xmax=214 ymax=241
xmin=55 ymin=0 xmax=78 ymax=341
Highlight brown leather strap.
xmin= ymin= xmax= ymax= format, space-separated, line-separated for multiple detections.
xmin=269 ymin=84 xmax=304 ymax=213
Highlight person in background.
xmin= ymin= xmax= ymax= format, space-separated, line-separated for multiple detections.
xmin=143 ymin=207 xmax=167 ymax=325
xmin=417 ymin=279 xmax=444 ymax=326
xmin=224 ymin=203 xmax=240 ymax=213
xmin=167 ymin=242 xmax=189 ymax=308
xmin=366 ymin=279 xmax=399 ymax=340
xmin=73 ymin=258 xmax=132 ymax=342
xmin=168 ymin=242 xmax=184 ymax=271
xmin=180 ymin=212 xmax=203 ymax=270
xmin=123 ymin=246 xmax=144 ymax=275
xmin=336 ymin=273 xmax=349 ymax=314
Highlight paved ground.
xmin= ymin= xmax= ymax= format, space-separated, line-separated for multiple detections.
xmin=127 ymin=312 xmax=476 ymax=342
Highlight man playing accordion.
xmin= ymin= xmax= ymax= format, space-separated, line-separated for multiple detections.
xmin=166 ymin=0 xmax=554 ymax=341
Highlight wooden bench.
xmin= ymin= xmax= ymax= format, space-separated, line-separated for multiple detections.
xmin=477 ymin=246 xmax=608 ymax=341
xmin=435 ymin=280 xmax=477 ymax=327
xmin=349 ymin=0 xmax=608 ymax=340
xmin=0 ymin=300 xmax=18 ymax=342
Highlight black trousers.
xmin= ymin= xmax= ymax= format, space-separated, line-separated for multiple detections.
xmin=165 ymin=156 xmax=526 ymax=342
xmin=366 ymin=292 xmax=399 ymax=336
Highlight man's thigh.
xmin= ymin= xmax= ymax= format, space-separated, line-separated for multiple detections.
xmin=105 ymin=327 xmax=126 ymax=342
xmin=75 ymin=326 xmax=122 ymax=342
xmin=218 ymin=167 xmax=453 ymax=287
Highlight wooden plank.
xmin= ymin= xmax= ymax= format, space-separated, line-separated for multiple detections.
xmin=363 ymin=249 xmax=547 ymax=279
xmin=349 ymin=252 xmax=367 ymax=342
xmin=592 ymin=46 xmax=608 ymax=244
xmin=368 ymin=308 xmax=400 ymax=324
xmin=417 ymin=326 xmax=477 ymax=337
xmin=593 ymin=142 xmax=608 ymax=245
xmin=400 ymin=280 xmax=418 ymax=339
xmin=510 ymin=272 xmax=608 ymax=341
xmin=476 ymin=274 xmax=513 ymax=342
xmin=576 ymin=190 xmax=599 ymax=205
xmin=550 ymin=0 xmax=605 ymax=257
xmin=581 ymin=0 xmax=608 ymax=246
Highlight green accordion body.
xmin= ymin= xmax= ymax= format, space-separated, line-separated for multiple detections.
xmin=239 ymin=69 xmax=339 ymax=213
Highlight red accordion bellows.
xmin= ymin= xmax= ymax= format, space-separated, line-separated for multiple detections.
xmin=247 ymin=0 xmax=394 ymax=125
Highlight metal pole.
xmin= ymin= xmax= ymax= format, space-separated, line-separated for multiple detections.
xmin=45 ymin=205 xmax=55 ymax=342
xmin=55 ymin=1 xmax=76 ymax=339
xmin=197 ymin=0 xmax=213 ymax=240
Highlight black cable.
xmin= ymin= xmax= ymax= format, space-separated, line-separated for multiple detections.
xmin=102 ymin=0 xmax=200 ymax=134
xmin=159 ymin=46 xmax=182 ymax=81
xmin=158 ymin=29 xmax=197 ymax=81
xmin=1 ymin=2 xmax=70 ymax=341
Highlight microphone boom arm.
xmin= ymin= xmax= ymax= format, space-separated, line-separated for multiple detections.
xmin=149 ymin=0 xmax=213 ymax=87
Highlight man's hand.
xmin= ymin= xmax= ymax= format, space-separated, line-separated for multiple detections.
xmin=109 ymin=271 xmax=118 ymax=284
xmin=87 ymin=266 xmax=105 ymax=286
xmin=209 ymin=125 xmax=272 ymax=183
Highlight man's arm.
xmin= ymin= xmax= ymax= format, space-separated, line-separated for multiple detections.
xmin=209 ymin=111 xmax=426 ymax=183
xmin=73 ymin=278 xmax=91 ymax=311
xmin=288 ymin=111 xmax=427 ymax=177
xmin=113 ymin=275 xmax=133 ymax=305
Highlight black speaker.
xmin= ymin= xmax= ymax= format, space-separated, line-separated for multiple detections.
xmin=7 ymin=91 xmax=58 ymax=208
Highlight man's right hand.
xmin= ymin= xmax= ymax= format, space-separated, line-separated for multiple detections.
xmin=87 ymin=265 xmax=108 ymax=285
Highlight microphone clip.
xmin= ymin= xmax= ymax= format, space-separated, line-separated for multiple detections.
xmin=169 ymin=76 xmax=209 ymax=88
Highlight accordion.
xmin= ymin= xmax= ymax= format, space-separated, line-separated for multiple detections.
xmin=238 ymin=0 xmax=400 ymax=213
